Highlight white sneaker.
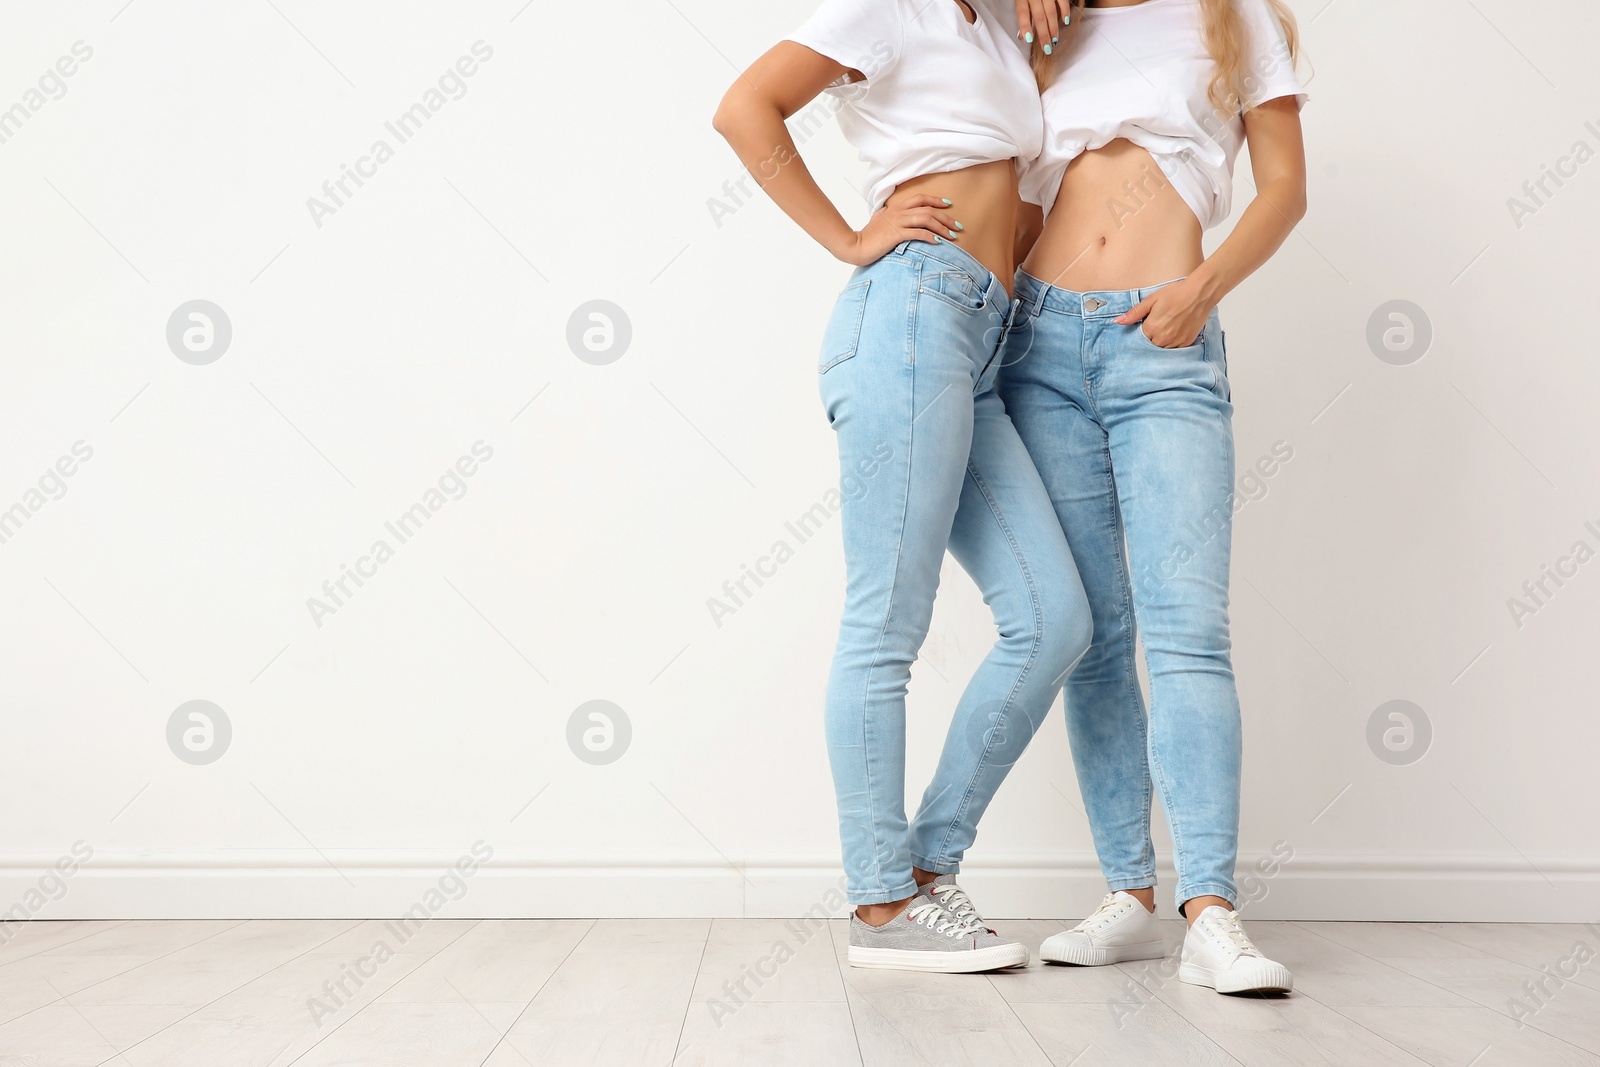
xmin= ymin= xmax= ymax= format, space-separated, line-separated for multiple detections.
xmin=1040 ymin=891 xmax=1167 ymax=966
xmin=1178 ymin=906 xmax=1293 ymax=994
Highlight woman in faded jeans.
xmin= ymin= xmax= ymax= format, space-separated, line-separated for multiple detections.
xmin=714 ymin=0 xmax=1091 ymax=973
xmin=1001 ymin=0 xmax=1308 ymax=995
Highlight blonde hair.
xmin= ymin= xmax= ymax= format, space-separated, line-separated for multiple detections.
xmin=1032 ymin=0 xmax=1301 ymax=114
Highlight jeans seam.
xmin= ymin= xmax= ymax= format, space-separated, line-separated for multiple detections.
xmin=1080 ymin=317 xmax=1101 ymax=421
xmin=906 ymin=258 xmax=922 ymax=366
xmin=847 ymin=344 xmax=919 ymax=901
xmin=1101 ymin=432 xmax=1155 ymax=882
xmin=924 ymin=458 xmax=1043 ymax=869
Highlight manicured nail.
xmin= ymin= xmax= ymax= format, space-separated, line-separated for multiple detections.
xmin=933 ymin=235 xmax=943 ymax=243
xmin=1043 ymin=43 xmax=1053 ymax=55
xmin=1051 ymin=35 xmax=1059 ymax=44
xmin=948 ymin=229 xmax=960 ymax=238
xmin=1024 ymin=31 xmax=1034 ymax=43
xmin=941 ymin=198 xmax=952 ymax=206
xmin=953 ymin=221 xmax=965 ymax=231
xmin=1064 ymin=14 xmax=1072 ymax=25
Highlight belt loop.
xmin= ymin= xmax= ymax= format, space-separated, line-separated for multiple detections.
xmin=1028 ymin=277 xmax=1048 ymax=319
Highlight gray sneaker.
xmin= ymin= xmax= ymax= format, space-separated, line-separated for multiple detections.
xmin=918 ymin=874 xmax=985 ymax=925
xmin=848 ymin=898 xmax=1029 ymax=972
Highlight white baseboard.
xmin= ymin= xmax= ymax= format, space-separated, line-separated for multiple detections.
xmin=2 ymin=851 xmax=1597 ymax=923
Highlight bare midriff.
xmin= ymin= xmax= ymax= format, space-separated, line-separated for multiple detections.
xmin=1023 ymin=138 xmax=1204 ymax=292
xmin=889 ymin=158 xmax=1022 ymax=297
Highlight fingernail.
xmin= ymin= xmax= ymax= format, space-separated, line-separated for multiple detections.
xmin=1064 ymin=14 xmax=1072 ymax=25
xmin=948 ymin=229 xmax=959 ymax=238
xmin=941 ymin=198 xmax=952 ymax=206
xmin=1043 ymin=43 xmax=1053 ymax=55
xmin=1051 ymin=35 xmax=1059 ymax=44
xmin=1024 ymin=31 xmax=1034 ymax=43
xmin=934 ymin=235 xmax=944 ymax=243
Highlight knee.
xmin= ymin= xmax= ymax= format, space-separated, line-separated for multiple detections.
xmin=1034 ymin=585 xmax=1093 ymax=684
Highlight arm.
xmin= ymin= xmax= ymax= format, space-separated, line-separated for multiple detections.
xmin=712 ymin=43 xmax=959 ymax=266
xmin=1116 ymin=96 xmax=1307 ymax=346
xmin=1187 ymin=98 xmax=1307 ymax=309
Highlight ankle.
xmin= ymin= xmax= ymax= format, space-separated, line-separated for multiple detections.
xmin=912 ymin=867 xmax=938 ymax=888
xmin=855 ymin=894 xmax=917 ymax=928
xmin=1181 ymin=894 xmax=1233 ymax=925
xmin=1122 ymin=886 xmax=1157 ymax=913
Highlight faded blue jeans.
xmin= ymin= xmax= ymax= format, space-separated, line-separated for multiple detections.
xmin=818 ymin=240 xmax=1093 ymax=906
xmin=997 ymin=269 xmax=1242 ymax=914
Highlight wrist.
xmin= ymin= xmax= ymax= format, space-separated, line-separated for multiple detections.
xmin=1188 ymin=262 xmax=1230 ymax=305
xmin=823 ymin=227 xmax=861 ymax=264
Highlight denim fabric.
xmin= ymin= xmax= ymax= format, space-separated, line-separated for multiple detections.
xmin=818 ymin=241 xmax=1093 ymax=906
xmin=996 ymin=268 xmax=1242 ymax=913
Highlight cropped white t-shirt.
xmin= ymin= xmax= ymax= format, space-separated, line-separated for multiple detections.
xmin=1018 ymin=0 xmax=1306 ymax=227
xmin=787 ymin=0 xmax=1042 ymax=212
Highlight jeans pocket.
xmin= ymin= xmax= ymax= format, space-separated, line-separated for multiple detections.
xmin=919 ymin=270 xmax=989 ymax=314
xmin=820 ymin=278 xmax=872 ymax=373
xmin=1135 ymin=320 xmax=1203 ymax=352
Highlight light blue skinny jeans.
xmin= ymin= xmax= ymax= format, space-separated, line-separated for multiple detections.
xmin=817 ymin=240 xmax=1093 ymax=906
xmin=997 ymin=268 xmax=1243 ymax=914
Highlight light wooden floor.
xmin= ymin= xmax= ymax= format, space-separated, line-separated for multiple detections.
xmin=2 ymin=917 xmax=1597 ymax=1066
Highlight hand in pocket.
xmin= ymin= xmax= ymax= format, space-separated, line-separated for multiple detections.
xmin=1118 ymin=278 xmax=1212 ymax=348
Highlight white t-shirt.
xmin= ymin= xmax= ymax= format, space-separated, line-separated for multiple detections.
xmin=1018 ymin=0 xmax=1306 ymax=227
xmin=787 ymin=0 xmax=1042 ymax=212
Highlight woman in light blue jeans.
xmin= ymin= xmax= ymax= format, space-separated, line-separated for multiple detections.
xmin=716 ymin=0 xmax=1094 ymax=971
xmin=818 ymin=239 xmax=1091 ymax=908
xmin=996 ymin=0 xmax=1307 ymax=995
xmin=999 ymin=281 xmax=1241 ymax=906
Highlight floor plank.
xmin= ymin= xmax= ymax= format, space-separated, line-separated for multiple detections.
xmin=0 ymin=918 xmax=1591 ymax=1067
xmin=1416 ymin=923 xmax=1600 ymax=993
xmin=1246 ymin=922 xmax=1480 ymax=1008
xmin=0 ymin=920 xmax=125 ymax=965
xmin=1344 ymin=1005 xmax=1600 ymax=1067
xmin=481 ymin=919 xmax=708 ymax=1066
xmin=675 ymin=1001 xmax=862 ymax=1066
xmin=1378 ymin=954 xmax=1600 ymax=1054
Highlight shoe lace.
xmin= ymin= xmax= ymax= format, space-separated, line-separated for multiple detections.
xmin=1202 ymin=910 xmax=1262 ymax=958
xmin=904 ymin=899 xmax=986 ymax=939
xmin=1072 ymin=893 xmax=1133 ymax=934
xmin=927 ymin=882 xmax=980 ymax=923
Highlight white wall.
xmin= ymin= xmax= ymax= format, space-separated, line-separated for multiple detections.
xmin=2 ymin=0 xmax=1597 ymax=924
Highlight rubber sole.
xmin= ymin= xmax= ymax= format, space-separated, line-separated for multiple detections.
xmin=1039 ymin=936 xmax=1167 ymax=966
xmin=1179 ymin=959 xmax=1294 ymax=994
xmin=848 ymin=942 xmax=1029 ymax=973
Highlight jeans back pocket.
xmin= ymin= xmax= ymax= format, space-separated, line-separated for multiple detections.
xmin=820 ymin=278 xmax=871 ymax=373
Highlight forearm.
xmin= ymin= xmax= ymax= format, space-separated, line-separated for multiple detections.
xmin=714 ymin=97 xmax=857 ymax=261
xmin=1189 ymin=176 xmax=1306 ymax=305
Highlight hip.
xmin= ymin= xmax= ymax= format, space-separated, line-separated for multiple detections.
xmin=1002 ymin=271 xmax=1231 ymax=406
xmin=816 ymin=239 xmax=1020 ymax=399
